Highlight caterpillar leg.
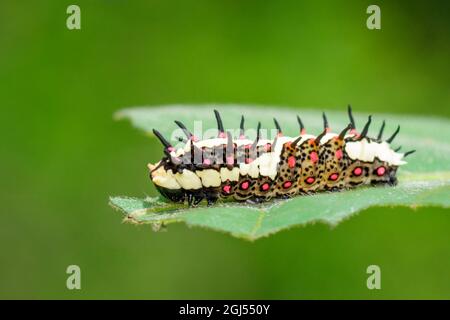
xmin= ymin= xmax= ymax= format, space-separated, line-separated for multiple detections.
xmin=205 ymin=189 xmax=219 ymax=206
xmin=245 ymin=197 xmax=267 ymax=204
xmin=185 ymin=190 xmax=205 ymax=207
xmin=186 ymin=192 xmax=195 ymax=206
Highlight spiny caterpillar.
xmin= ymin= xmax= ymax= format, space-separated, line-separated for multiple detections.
xmin=148 ymin=106 xmax=415 ymax=206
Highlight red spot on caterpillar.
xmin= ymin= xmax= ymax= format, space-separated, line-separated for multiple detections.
xmin=301 ymin=128 xmax=306 ymax=135
xmin=285 ymin=142 xmax=292 ymax=148
xmin=335 ymin=149 xmax=343 ymax=160
xmin=261 ymin=183 xmax=270 ymax=191
xmin=226 ymin=156 xmax=234 ymax=165
xmin=245 ymin=158 xmax=253 ymax=164
xmin=167 ymin=146 xmax=175 ymax=152
xmin=329 ymin=173 xmax=339 ymax=181
xmin=239 ymin=135 xmax=246 ymax=139
xmin=240 ymin=181 xmax=249 ymax=190
xmin=288 ymin=156 xmax=296 ymax=168
xmin=244 ymin=144 xmax=251 ymax=149
xmin=191 ymin=135 xmax=199 ymax=142
xmin=353 ymin=167 xmax=363 ymax=176
xmin=326 ymin=127 xmax=331 ymax=133
xmin=310 ymin=152 xmax=318 ymax=163
xmin=308 ymin=139 xmax=315 ymax=145
xmin=376 ymin=166 xmax=386 ymax=176
xmin=222 ymin=185 xmax=231 ymax=194
xmin=349 ymin=129 xmax=357 ymax=135
xmin=218 ymin=132 xmax=226 ymax=138
xmin=203 ymin=158 xmax=211 ymax=165
xmin=264 ymin=143 xmax=271 ymax=152
xmin=306 ymin=177 xmax=315 ymax=184
xmin=282 ymin=181 xmax=292 ymax=189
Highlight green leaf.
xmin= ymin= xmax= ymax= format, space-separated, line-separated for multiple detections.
xmin=111 ymin=105 xmax=450 ymax=240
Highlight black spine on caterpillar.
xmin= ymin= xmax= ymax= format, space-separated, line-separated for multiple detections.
xmin=148 ymin=108 xmax=414 ymax=206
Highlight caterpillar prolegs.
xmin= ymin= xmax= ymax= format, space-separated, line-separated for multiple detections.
xmin=148 ymin=106 xmax=415 ymax=206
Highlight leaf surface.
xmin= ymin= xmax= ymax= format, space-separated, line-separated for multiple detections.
xmin=111 ymin=105 xmax=450 ymax=240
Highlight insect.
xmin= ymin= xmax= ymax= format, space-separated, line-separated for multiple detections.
xmin=148 ymin=106 xmax=415 ymax=206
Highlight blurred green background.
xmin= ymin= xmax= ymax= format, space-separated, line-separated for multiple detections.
xmin=1 ymin=0 xmax=449 ymax=299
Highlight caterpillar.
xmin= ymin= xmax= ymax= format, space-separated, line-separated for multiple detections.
xmin=147 ymin=106 xmax=415 ymax=206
